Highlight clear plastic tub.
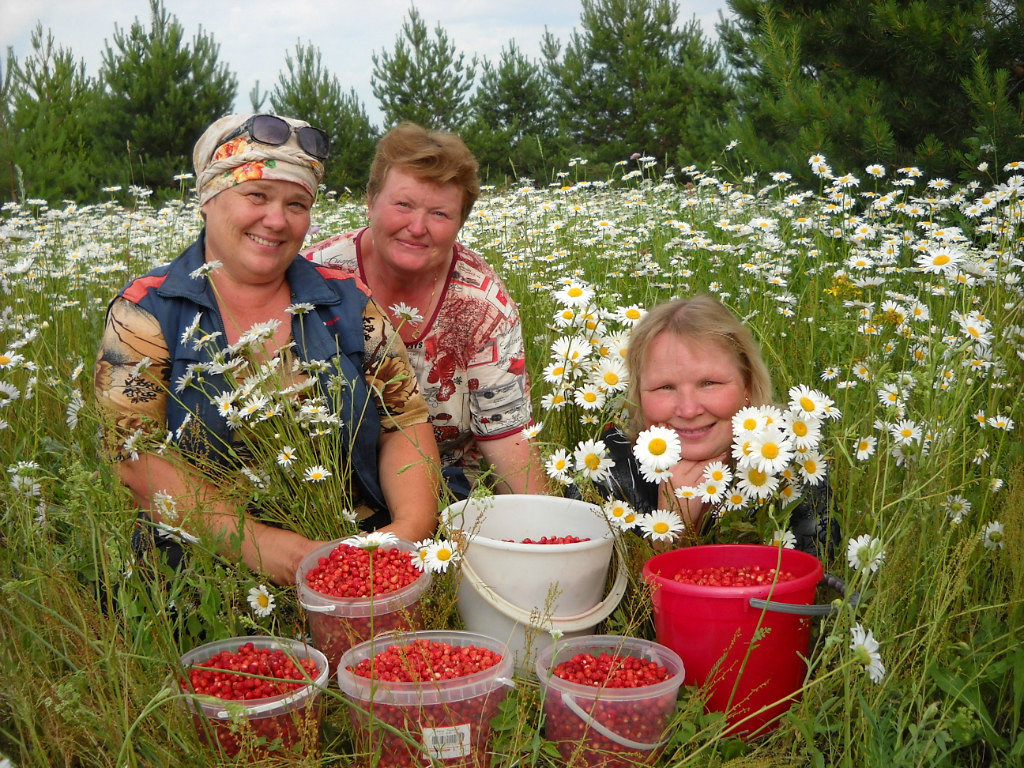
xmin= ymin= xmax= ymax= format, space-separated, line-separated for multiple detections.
xmin=535 ymin=634 xmax=685 ymax=768
xmin=180 ymin=635 xmax=329 ymax=759
xmin=296 ymin=537 xmax=431 ymax=672
xmin=336 ymin=630 xmax=514 ymax=768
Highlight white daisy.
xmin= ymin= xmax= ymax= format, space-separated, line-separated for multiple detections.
xmin=247 ymin=585 xmax=276 ymax=618
xmin=423 ymin=539 xmax=460 ymax=572
xmin=303 ymin=464 xmax=332 ymax=483
xmin=389 ymin=302 xmax=424 ymax=325
xmin=742 ymin=426 xmax=795 ymax=475
xmin=850 ymin=623 xmax=885 ymax=683
xmin=574 ymin=439 xmax=615 ymax=483
xmin=343 ymin=531 xmax=400 ymax=549
xmin=787 ymin=384 xmax=834 ymax=420
xmin=276 ymin=446 xmax=297 ymax=468
xmin=847 ymin=534 xmax=885 ymax=574
xmin=981 ymin=521 xmax=1004 ymax=550
xmin=854 ymin=436 xmax=877 ymax=461
xmin=602 ymin=499 xmax=637 ymax=530
xmin=637 ymin=510 xmax=684 ymax=542
xmin=544 ymin=448 xmax=573 ymax=484
xmin=633 ymin=425 xmax=682 ymax=471
xmin=768 ymin=529 xmax=797 ymax=549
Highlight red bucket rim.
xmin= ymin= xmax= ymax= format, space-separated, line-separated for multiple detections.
xmin=641 ymin=543 xmax=823 ymax=596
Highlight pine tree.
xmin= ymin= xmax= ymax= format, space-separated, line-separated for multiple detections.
xmin=1 ymin=24 xmax=100 ymax=202
xmin=463 ymin=42 xmax=559 ymax=184
xmin=94 ymin=0 xmax=237 ymax=197
xmin=269 ymin=41 xmax=377 ymax=195
xmin=371 ymin=6 xmax=476 ymax=131
xmin=718 ymin=0 xmax=1024 ymax=179
xmin=543 ymin=0 xmax=734 ymax=170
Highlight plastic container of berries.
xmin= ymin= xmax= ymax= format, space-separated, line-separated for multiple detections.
xmin=336 ymin=630 xmax=514 ymax=768
xmin=535 ymin=634 xmax=685 ymax=768
xmin=296 ymin=537 xmax=432 ymax=672
xmin=179 ymin=635 xmax=329 ymax=759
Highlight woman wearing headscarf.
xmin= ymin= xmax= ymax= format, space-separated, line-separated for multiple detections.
xmin=94 ymin=113 xmax=441 ymax=585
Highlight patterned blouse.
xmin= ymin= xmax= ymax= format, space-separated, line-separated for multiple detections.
xmin=304 ymin=229 xmax=532 ymax=484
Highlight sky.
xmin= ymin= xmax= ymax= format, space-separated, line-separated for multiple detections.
xmin=1 ymin=0 xmax=729 ymax=125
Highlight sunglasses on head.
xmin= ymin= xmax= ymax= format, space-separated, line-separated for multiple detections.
xmin=220 ymin=114 xmax=330 ymax=160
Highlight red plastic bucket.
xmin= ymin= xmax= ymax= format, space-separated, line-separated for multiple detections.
xmin=642 ymin=544 xmax=824 ymax=736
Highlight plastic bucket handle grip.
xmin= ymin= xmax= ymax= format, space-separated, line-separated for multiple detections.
xmin=459 ymin=546 xmax=628 ymax=632
xmin=748 ymin=573 xmax=859 ymax=617
xmin=559 ymin=691 xmax=665 ymax=751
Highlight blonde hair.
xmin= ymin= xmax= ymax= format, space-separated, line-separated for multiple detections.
xmin=624 ymin=295 xmax=773 ymax=438
xmin=367 ymin=122 xmax=480 ymax=223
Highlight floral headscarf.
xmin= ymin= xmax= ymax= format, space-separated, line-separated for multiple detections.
xmin=192 ymin=113 xmax=325 ymax=206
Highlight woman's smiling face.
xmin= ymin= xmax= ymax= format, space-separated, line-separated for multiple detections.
xmin=639 ymin=331 xmax=749 ymax=463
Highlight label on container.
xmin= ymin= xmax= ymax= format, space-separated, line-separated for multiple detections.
xmin=422 ymin=723 xmax=471 ymax=759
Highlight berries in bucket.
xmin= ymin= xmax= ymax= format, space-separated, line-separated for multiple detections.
xmin=336 ymin=630 xmax=514 ymax=768
xmin=179 ymin=636 xmax=329 ymax=758
xmin=535 ymin=635 xmax=685 ymax=768
xmin=296 ymin=537 xmax=431 ymax=671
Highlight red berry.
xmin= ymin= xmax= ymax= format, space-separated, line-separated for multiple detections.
xmin=671 ymin=565 xmax=795 ymax=587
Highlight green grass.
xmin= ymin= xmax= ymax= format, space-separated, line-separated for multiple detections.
xmin=1 ymin=154 xmax=1022 ymax=766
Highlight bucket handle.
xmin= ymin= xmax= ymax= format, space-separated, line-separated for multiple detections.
xmin=558 ymin=691 xmax=664 ymax=751
xmin=748 ymin=573 xmax=859 ymax=617
xmin=459 ymin=547 xmax=629 ymax=633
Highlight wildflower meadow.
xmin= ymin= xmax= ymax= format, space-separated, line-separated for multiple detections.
xmin=1 ymin=150 xmax=1022 ymax=767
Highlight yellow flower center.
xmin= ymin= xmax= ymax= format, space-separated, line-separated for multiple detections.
xmin=0 ymin=355 xmax=11 ymax=366
xmin=804 ymin=459 xmax=818 ymax=474
xmin=652 ymin=521 xmax=670 ymax=534
xmin=436 ymin=547 xmax=453 ymax=561
xmin=603 ymin=372 xmax=619 ymax=385
xmin=793 ymin=422 xmax=808 ymax=437
xmin=585 ymin=454 xmax=601 ymax=470
xmin=934 ymin=254 xmax=950 ymax=266
xmin=625 ymin=308 xmax=641 ymax=320
xmin=648 ymin=438 xmax=667 ymax=456
xmin=761 ymin=443 xmax=779 ymax=460
xmin=568 ymin=287 xmax=583 ymax=297
xmin=583 ymin=392 xmax=597 ymax=403
xmin=800 ymin=396 xmax=815 ymax=412
xmin=742 ymin=417 xmax=758 ymax=430
xmin=749 ymin=468 xmax=768 ymax=486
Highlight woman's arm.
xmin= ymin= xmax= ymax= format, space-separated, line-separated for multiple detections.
xmin=478 ymin=431 xmax=548 ymax=495
xmin=118 ymin=452 xmax=322 ymax=585
xmin=375 ymin=421 xmax=441 ymax=541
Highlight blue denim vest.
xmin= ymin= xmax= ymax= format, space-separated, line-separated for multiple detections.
xmin=116 ymin=231 xmax=388 ymax=517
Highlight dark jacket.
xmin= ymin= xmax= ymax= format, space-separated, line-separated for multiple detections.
xmin=116 ymin=230 xmax=390 ymax=529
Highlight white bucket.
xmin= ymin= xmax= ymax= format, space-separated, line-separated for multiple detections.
xmin=443 ymin=495 xmax=627 ymax=670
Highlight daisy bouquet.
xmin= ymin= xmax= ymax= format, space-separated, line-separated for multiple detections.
xmin=155 ymin=310 xmax=374 ymax=542
xmin=628 ymin=384 xmax=841 ymax=547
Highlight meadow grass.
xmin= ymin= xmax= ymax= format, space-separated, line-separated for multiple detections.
xmin=1 ymin=154 xmax=1022 ymax=767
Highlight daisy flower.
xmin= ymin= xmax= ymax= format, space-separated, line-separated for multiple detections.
xmin=389 ymin=302 xmax=424 ymax=325
xmin=344 ymin=531 xmax=400 ymax=549
xmin=734 ymin=464 xmax=780 ymax=500
xmin=544 ymin=448 xmax=573 ymax=484
xmin=603 ymin=499 xmax=637 ymax=530
xmin=986 ymin=414 xmax=1015 ymax=431
xmin=521 ymin=422 xmax=544 ymax=439
xmin=796 ymin=450 xmax=827 ymax=485
xmin=550 ymin=335 xmax=589 ymax=366
xmin=889 ymin=419 xmax=922 ymax=445
xmin=275 ymin=446 xmax=297 ymax=468
xmin=633 ymin=425 xmax=682 ymax=471
xmin=247 ymin=585 xmax=276 ymax=618
xmin=743 ymin=426 xmax=795 ymax=475
xmin=850 ymin=623 xmax=885 ymax=683
xmin=593 ymin=357 xmax=628 ymax=392
xmin=152 ymin=490 xmax=178 ymax=521
xmin=303 ymin=464 xmax=332 ymax=483
xmin=411 ymin=540 xmax=432 ymax=571
xmin=944 ymin=495 xmax=972 ymax=524
xmin=286 ymin=302 xmax=316 ymax=315
xmin=423 ymin=539 xmax=460 ymax=572
xmin=847 ymin=534 xmax=885 ymax=574
xmin=554 ymin=281 xmax=595 ymax=307
xmin=573 ymin=384 xmax=607 ymax=411
xmin=787 ymin=384 xmax=834 ymax=420
xmin=768 ymin=529 xmax=797 ymax=549
xmin=980 ymin=521 xmax=1004 ymax=550
xmin=854 ymin=436 xmax=877 ymax=461
xmin=637 ymin=510 xmax=684 ymax=542
xmin=698 ymin=479 xmax=726 ymax=504
xmin=702 ymin=461 xmax=733 ymax=487
xmin=639 ymin=463 xmax=673 ymax=485
xmin=781 ymin=411 xmax=822 ymax=450
xmin=615 ymin=304 xmax=646 ymax=326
